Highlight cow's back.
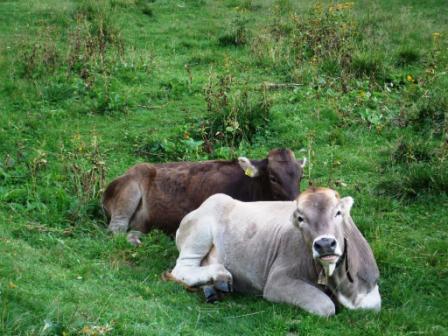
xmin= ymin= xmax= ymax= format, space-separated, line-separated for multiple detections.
xmin=130 ymin=160 xmax=245 ymax=234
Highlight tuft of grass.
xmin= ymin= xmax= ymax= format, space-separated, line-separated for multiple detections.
xmin=390 ymin=137 xmax=434 ymax=164
xmin=136 ymin=0 xmax=154 ymax=16
xmin=414 ymin=92 xmax=447 ymax=135
xmin=351 ymin=52 xmax=386 ymax=80
xmin=396 ymin=47 xmax=421 ymax=66
xmin=218 ymin=16 xmax=249 ymax=47
xmin=63 ymin=133 xmax=107 ymax=223
xmin=377 ymin=136 xmax=448 ymax=199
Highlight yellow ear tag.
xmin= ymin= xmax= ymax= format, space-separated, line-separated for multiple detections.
xmin=245 ymin=167 xmax=254 ymax=177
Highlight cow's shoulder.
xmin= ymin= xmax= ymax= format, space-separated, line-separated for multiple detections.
xmin=201 ymin=193 xmax=235 ymax=209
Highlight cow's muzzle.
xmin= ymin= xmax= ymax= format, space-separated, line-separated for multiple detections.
xmin=312 ymin=235 xmax=341 ymax=264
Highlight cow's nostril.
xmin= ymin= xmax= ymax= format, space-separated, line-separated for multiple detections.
xmin=314 ymin=237 xmax=337 ymax=255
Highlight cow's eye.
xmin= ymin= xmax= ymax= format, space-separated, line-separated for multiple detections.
xmin=270 ymin=175 xmax=278 ymax=183
xmin=297 ymin=216 xmax=304 ymax=223
xmin=335 ymin=210 xmax=342 ymax=217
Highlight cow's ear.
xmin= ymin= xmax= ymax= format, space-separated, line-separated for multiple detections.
xmin=340 ymin=196 xmax=354 ymax=219
xmin=344 ymin=212 xmax=380 ymax=288
xmin=238 ymin=157 xmax=260 ymax=177
xmin=296 ymin=157 xmax=307 ymax=169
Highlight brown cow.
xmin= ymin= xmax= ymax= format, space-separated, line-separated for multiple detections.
xmin=102 ymin=149 xmax=306 ymax=244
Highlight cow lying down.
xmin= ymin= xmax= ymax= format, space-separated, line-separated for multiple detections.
xmin=103 ymin=149 xmax=305 ymax=245
xmin=167 ymin=187 xmax=381 ymax=317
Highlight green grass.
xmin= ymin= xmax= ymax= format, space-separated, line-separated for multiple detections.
xmin=1 ymin=0 xmax=447 ymax=335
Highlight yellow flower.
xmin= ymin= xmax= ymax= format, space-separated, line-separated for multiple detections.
xmin=406 ymin=74 xmax=414 ymax=82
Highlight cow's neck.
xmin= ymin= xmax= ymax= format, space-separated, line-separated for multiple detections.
xmin=315 ymin=240 xmax=356 ymax=299
xmin=233 ymin=174 xmax=271 ymax=201
xmin=324 ymin=245 xmax=360 ymax=308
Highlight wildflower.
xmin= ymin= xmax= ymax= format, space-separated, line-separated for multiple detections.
xmin=406 ymin=74 xmax=414 ymax=82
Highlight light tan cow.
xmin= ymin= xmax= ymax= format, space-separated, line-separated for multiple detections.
xmin=167 ymin=188 xmax=381 ymax=317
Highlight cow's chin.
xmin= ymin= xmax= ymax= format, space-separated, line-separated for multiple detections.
xmin=318 ymin=255 xmax=340 ymax=277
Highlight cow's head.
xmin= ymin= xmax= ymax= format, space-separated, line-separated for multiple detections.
xmin=238 ymin=149 xmax=305 ymax=200
xmin=291 ymin=188 xmax=381 ymax=311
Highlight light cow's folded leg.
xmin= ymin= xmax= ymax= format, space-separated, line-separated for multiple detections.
xmin=263 ymin=268 xmax=335 ymax=317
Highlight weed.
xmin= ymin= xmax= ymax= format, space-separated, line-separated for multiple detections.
xmin=202 ymin=72 xmax=271 ymax=148
xmin=250 ymin=2 xmax=362 ymax=84
xmin=67 ymin=10 xmax=124 ymax=80
xmin=134 ymin=136 xmax=207 ymax=162
xmin=62 ymin=133 xmax=107 ymax=223
xmin=273 ymin=0 xmax=293 ymax=15
xmin=16 ymin=28 xmax=61 ymax=79
xmin=218 ymin=16 xmax=249 ymax=47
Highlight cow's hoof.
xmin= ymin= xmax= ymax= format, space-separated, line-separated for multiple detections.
xmin=203 ymin=286 xmax=219 ymax=303
xmin=127 ymin=231 xmax=142 ymax=246
xmin=214 ymin=280 xmax=233 ymax=293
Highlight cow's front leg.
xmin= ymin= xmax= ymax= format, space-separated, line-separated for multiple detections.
xmin=263 ymin=268 xmax=335 ymax=317
xmin=170 ymin=263 xmax=232 ymax=290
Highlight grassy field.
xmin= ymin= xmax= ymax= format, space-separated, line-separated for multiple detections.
xmin=0 ymin=0 xmax=447 ymax=335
